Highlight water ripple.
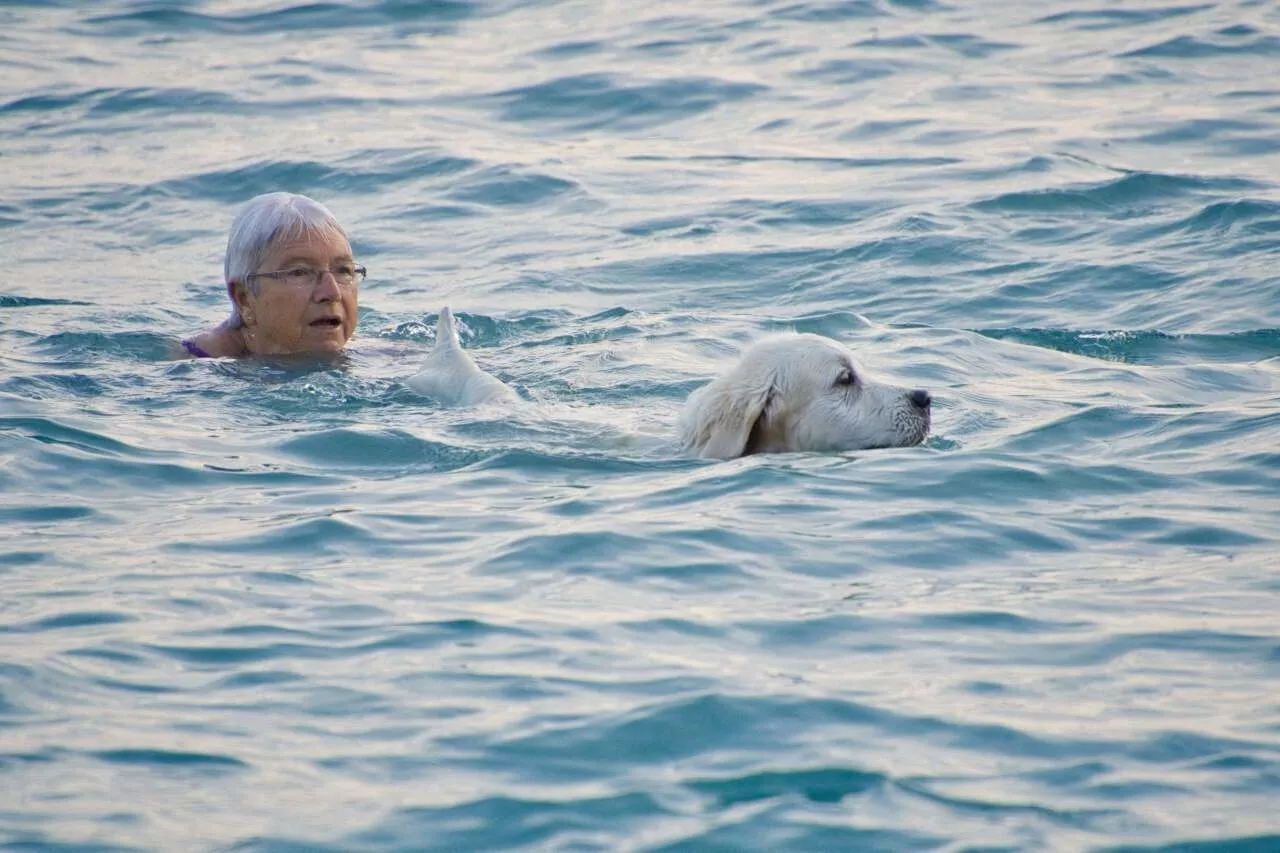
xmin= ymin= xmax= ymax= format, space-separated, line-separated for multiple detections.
xmin=3 ymin=0 xmax=1279 ymax=849
xmin=81 ymin=0 xmax=477 ymax=37
xmin=483 ymin=73 xmax=767 ymax=132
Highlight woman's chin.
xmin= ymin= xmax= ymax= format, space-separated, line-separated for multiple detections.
xmin=257 ymin=339 xmax=350 ymax=359
xmin=303 ymin=327 xmax=352 ymax=352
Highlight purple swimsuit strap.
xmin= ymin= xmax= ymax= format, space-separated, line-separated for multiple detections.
xmin=182 ymin=339 xmax=213 ymax=358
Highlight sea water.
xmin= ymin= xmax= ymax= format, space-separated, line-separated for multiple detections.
xmin=1 ymin=1 xmax=1278 ymax=850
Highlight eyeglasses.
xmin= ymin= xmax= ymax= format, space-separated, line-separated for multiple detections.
xmin=247 ymin=263 xmax=367 ymax=289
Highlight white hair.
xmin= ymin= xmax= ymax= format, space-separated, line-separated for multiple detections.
xmin=222 ymin=192 xmax=348 ymax=327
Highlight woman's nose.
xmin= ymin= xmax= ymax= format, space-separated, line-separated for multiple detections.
xmin=312 ymin=271 xmax=341 ymax=300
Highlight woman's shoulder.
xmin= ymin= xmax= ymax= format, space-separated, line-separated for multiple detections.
xmin=178 ymin=325 xmax=245 ymax=359
xmin=181 ymin=338 xmax=213 ymax=358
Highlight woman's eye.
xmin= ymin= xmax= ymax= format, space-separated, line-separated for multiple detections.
xmin=333 ymin=263 xmax=356 ymax=277
xmin=285 ymin=268 xmax=314 ymax=283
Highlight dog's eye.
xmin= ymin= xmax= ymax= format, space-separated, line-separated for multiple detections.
xmin=835 ymin=369 xmax=856 ymax=387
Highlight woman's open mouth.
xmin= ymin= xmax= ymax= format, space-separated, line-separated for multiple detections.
xmin=310 ymin=318 xmax=342 ymax=329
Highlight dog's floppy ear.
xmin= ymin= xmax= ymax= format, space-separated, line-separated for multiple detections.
xmin=688 ymin=374 xmax=776 ymax=459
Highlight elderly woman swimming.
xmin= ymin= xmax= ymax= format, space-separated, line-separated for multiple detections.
xmin=182 ymin=192 xmax=365 ymax=358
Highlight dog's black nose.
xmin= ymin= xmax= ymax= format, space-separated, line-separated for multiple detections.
xmin=910 ymin=389 xmax=931 ymax=409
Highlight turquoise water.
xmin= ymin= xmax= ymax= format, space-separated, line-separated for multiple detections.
xmin=2 ymin=0 xmax=1280 ymax=850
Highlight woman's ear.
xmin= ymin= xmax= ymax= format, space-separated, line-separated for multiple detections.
xmin=229 ymin=280 xmax=255 ymax=326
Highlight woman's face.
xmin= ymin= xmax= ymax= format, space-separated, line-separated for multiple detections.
xmin=234 ymin=229 xmax=359 ymax=356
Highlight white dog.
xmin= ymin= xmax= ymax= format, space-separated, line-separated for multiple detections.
xmin=678 ymin=333 xmax=931 ymax=459
xmin=405 ymin=307 xmax=518 ymax=407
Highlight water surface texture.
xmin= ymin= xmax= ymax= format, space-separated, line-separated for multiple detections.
xmin=3 ymin=1 xmax=1280 ymax=851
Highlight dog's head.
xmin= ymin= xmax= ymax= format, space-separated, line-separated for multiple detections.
xmin=679 ymin=333 xmax=930 ymax=459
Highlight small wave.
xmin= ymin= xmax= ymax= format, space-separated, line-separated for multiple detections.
xmin=459 ymin=446 xmax=689 ymax=475
xmin=1130 ymin=117 xmax=1265 ymax=146
xmin=776 ymin=309 xmax=879 ymax=337
xmin=479 ymin=528 xmax=766 ymax=583
xmin=1122 ymin=31 xmax=1280 ymax=59
xmin=143 ymin=618 xmax=519 ymax=667
xmin=975 ymin=327 xmax=1280 ymax=364
xmin=532 ymin=39 xmax=605 ymax=60
xmin=391 ymin=202 xmax=483 ymax=222
xmin=1035 ymin=5 xmax=1211 ymax=31
xmin=628 ymin=22 xmax=732 ymax=58
xmin=482 ymin=73 xmax=767 ymax=132
xmin=81 ymin=0 xmax=475 ymax=37
xmin=1003 ymin=630 xmax=1277 ymax=668
xmin=33 ymin=329 xmax=180 ymax=361
xmin=928 ymin=32 xmax=1022 ymax=58
xmin=971 ymin=171 xmax=1259 ymax=216
xmin=1 ymin=90 xmax=102 ymax=115
xmin=85 ymin=87 xmax=241 ymax=117
xmin=796 ymin=57 xmax=913 ymax=86
xmin=276 ymin=426 xmax=486 ymax=473
xmin=335 ymin=792 xmax=668 ymax=852
xmin=445 ymin=166 xmax=581 ymax=208
xmin=1163 ymin=198 xmax=1280 ymax=236
xmin=0 ymin=551 xmax=46 ymax=567
xmin=3 ymin=86 xmax=406 ymax=132
xmin=153 ymin=160 xmax=366 ymax=203
xmin=576 ymin=237 xmax=987 ymax=309
xmin=629 ymin=197 xmax=887 ymax=234
xmin=480 ymin=691 xmax=1125 ymax=777
xmin=132 ymin=148 xmax=476 ymax=204
xmin=368 ymin=307 xmax=563 ymax=345
xmin=91 ymin=748 xmax=247 ymax=770
xmin=772 ymin=1 xmax=885 ymax=22
xmin=166 ymin=514 xmax=384 ymax=557
xmin=1149 ymin=524 xmax=1270 ymax=548
xmin=0 ymin=415 xmax=157 ymax=458
xmin=913 ymin=610 xmax=1084 ymax=633
xmin=2 ymin=610 xmax=134 ymax=633
xmin=1099 ymin=837 xmax=1280 ymax=853
xmin=635 ymin=152 xmax=960 ymax=169
xmin=690 ymin=765 xmax=888 ymax=805
xmin=211 ymin=670 xmax=306 ymax=690
xmin=0 ymin=294 xmax=91 ymax=308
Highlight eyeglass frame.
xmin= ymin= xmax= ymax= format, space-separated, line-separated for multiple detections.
xmin=245 ymin=263 xmax=368 ymax=289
